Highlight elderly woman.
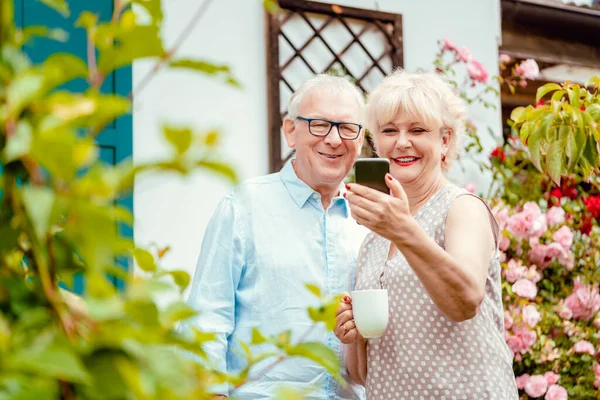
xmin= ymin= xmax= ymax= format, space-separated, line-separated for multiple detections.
xmin=335 ymin=70 xmax=518 ymax=399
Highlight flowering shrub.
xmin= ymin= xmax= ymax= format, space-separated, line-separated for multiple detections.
xmin=492 ymin=196 xmax=600 ymax=399
xmin=486 ymin=81 xmax=600 ymax=399
xmin=438 ymin=38 xmax=600 ymax=399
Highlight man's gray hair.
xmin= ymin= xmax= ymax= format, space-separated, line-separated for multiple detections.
xmin=286 ymin=74 xmax=365 ymax=120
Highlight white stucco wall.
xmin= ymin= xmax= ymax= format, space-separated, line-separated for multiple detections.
xmin=133 ymin=0 xmax=502 ymax=295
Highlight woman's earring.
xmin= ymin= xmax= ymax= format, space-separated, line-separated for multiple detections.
xmin=441 ymin=153 xmax=447 ymax=162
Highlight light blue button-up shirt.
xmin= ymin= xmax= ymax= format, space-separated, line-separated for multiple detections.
xmin=186 ymin=161 xmax=367 ymax=399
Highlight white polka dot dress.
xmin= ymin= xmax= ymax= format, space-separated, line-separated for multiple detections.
xmin=355 ymin=184 xmax=518 ymax=400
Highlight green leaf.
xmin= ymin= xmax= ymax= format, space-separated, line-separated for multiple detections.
xmin=263 ymin=0 xmax=282 ymax=14
xmin=169 ymin=59 xmax=241 ymax=87
xmin=196 ymin=159 xmax=237 ymax=183
xmin=567 ymin=125 xmax=586 ymax=169
xmin=125 ymin=300 xmax=160 ymax=326
xmin=82 ymin=353 xmax=130 ymax=400
xmin=528 ymin=131 xmax=543 ymax=172
xmin=133 ymin=0 xmax=163 ymax=24
xmin=9 ymin=339 xmax=90 ymax=383
xmin=75 ymin=11 xmax=98 ymax=30
xmin=133 ymin=248 xmax=156 ymax=272
xmin=19 ymin=26 xmax=68 ymax=45
xmin=536 ymin=83 xmax=562 ymax=103
xmin=546 ymin=139 xmax=564 ymax=185
xmin=0 ymin=219 xmax=20 ymax=253
xmin=31 ymin=128 xmax=77 ymax=181
xmin=538 ymin=112 xmax=555 ymax=141
xmin=567 ymin=84 xmax=581 ymax=107
xmin=3 ymin=121 xmax=32 ymax=162
xmin=160 ymin=301 xmax=197 ymax=327
xmin=519 ymin=121 xmax=532 ymax=145
xmin=588 ymin=104 xmax=600 ymax=122
xmin=98 ymin=25 xmax=165 ymax=75
xmin=581 ymin=136 xmax=599 ymax=180
xmin=307 ymin=297 xmax=340 ymax=331
xmin=305 ymin=283 xmax=321 ymax=298
xmin=41 ymin=53 xmax=88 ymax=91
xmin=6 ymin=72 xmax=44 ymax=118
xmin=42 ymin=92 xmax=130 ymax=133
xmin=251 ymin=328 xmax=269 ymax=345
xmin=163 ymin=125 xmax=193 ymax=155
xmin=286 ymin=342 xmax=340 ymax=375
xmin=551 ymin=90 xmax=566 ymax=103
xmin=86 ymin=296 xmax=125 ymax=321
xmin=165 ymin=270 xmax=190 ymax=292
xmin=509 ymin=106 xmax=527 ymax=123
xmin=36 ymin=0 xmax=70 ymax=17
xmin=21 ymin=186 xmax=55 ymax=240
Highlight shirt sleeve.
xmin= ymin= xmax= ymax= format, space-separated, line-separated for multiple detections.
xmin=185 ymin=193 xmax=245 ymax=395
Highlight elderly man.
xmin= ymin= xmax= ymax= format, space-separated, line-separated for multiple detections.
xmin=186 ymin=74 xmax=367 ymax=399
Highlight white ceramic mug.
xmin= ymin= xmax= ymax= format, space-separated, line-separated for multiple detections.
xmin=350 ymin=289 xmax=389 ymax=338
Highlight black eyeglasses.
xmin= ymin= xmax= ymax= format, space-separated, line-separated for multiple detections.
xmin=296 ymin=116 xmax=362 ymax=140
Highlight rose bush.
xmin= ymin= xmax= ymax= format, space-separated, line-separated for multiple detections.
xmin=437 ymin=39 xmax=600 ymax=399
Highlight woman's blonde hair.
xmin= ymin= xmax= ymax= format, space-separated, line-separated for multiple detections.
xmin=365 ymin=69 xmax=468 ymax=171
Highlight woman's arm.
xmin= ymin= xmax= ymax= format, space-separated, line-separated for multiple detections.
xmin=392 ymin=194 xmax=495 ymax=322
xmin=346 ymin=177 xmax=496 ymax=323
xmin=345 ymin=336 xmax=368 ymax=386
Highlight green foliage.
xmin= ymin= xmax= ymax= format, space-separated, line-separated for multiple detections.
xmin=0 ymin=0 xmax=341 ymax=398
xmin=509 ymin=80 xmax=600 ymax=185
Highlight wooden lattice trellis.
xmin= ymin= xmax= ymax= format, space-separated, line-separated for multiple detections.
xmin=266 ymin=0 xmax=404 ymax=172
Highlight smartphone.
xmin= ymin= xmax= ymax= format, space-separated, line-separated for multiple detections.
xmin=354 ymin=158 xmax=390 ymax=193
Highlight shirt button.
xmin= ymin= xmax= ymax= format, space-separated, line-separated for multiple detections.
xmin=312 ymin=193 xmax=319 ymax=199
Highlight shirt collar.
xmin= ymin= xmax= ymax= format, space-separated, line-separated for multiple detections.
xmin=280 ymin=160 xmax=349 ymax=216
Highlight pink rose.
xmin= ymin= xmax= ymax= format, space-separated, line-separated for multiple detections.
xmin=464 ymin=183 xmax=477 ymax=193
xmin=558 ymin=251 xmax=575 ymax=271
xmin=553 ymin=226 xmax=573 ymax=251
xmin=525 ymin=374 xmax=549 ymax=397
xmin=507 ymin=213 xmax=530 ymax=239
xmin=513 ymin=279 xmax=538 ymax=300
xmin=507 ymin=326 xmax=537 ymax=355
xmin=573 ymin=340 xmax=595 ymax=355
xmin=546 ymin=242 xmax=567 ymax=259
xmin=500 ymin=54 xmax=512 ymax=64
xmin=544 ymin=371 xmax=560 ymax=385
xmin=504 ymin=311 xmax=514 ymax=330
xmin=515 ymin=374 xmax=530 ymax=389
xmin=467 ymin=60 xmax=488 ymax=83
xmin=523 ymin=202 xmax=543 ymax=216
xmin=525 ymin=266 xmax=543 ymax=283
xmin=499 ymin=235 xmax=510 ymax=251
xmin=508 ymin=202 xmax=546 ymax=239
xmin=441 ymin=38 xmax=457 ymax=52
xmin=529 ymin=242 xmax=551 ymax=268
xmin=558 ymin=303 xmax=573 ymax=320
xmin=530 ymin=215 xmax=548 ymax=239
xmin=564 ymin=278 xmax=600 ymax=321
xmin=494 ymin=206 xmax=509 ymax=230
xmin=505 ymin=259 xmax=527 ymax=283
xmin=516 ymin=59 xmax=540 ymax=80
xmin=545 ymin=384 xmax=568 ymax=400
xmin=546 ymin=206 xmax=565 ymax=226
xmin=456 ymin=46 xmax=472 ymax=62
xmin=523 ymin=304 xmax=542 ymax=328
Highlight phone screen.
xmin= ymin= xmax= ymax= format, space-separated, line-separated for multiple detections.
xmin=354 ymin=158 xmax=390 ymax=193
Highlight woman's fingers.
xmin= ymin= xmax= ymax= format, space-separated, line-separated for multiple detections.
xmin=336 ymin=309 xmax=354 ymax=329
